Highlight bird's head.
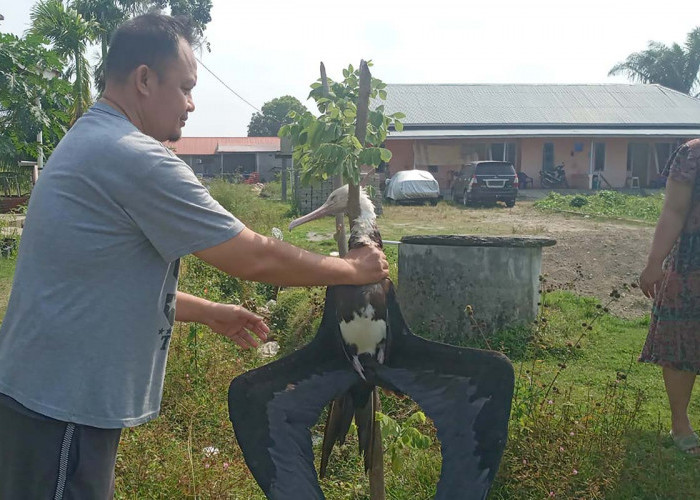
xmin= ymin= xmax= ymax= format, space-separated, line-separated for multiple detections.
xmin=289 ymin=184 xmax=375 ymax=230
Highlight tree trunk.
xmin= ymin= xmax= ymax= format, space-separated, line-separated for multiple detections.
xmin=353 ymin=60 xmax=385 ymax=500
xmin=320 ymin=62 xmax=348 ymax=257
xmin=73 ymin=49 xmax=84 ymax=122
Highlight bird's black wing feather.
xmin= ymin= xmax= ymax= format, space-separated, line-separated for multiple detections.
xmin=228 ymin=289 xmax=360 ymax=500
xmin=374 ymin=284 xmax=515 ymax=500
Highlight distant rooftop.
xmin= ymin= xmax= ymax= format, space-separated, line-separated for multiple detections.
xmin=165 ymin=136 xmax=280 ymax=155
xmin=381 ymin=84 xmax=700 ymax=129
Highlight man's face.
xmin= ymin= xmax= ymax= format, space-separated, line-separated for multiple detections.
xmin=143 ymin=37 xmax=197 ymax=142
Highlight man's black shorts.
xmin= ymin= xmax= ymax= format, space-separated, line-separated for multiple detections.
xmin=0 ymin=392 xmax=122 ymax=499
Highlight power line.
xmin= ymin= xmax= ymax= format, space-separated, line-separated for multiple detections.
xmin=195 ymin=56 xmax=262 ymax=114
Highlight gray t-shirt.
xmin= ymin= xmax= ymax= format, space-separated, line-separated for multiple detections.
xmin=0 ymin=103 xmax=244 ymax=428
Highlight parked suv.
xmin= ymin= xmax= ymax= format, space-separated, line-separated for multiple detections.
xmin=451 ymin=161 xmax=518 ymax=207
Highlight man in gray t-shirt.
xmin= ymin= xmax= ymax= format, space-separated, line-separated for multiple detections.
xmin=0 ymin=14 xmax=388 ymax=499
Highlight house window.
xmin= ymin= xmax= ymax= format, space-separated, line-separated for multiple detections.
xmin=593 ymin=143 xmax=606 ymax=171
xmin=542 ymin=143 xmax=554 ymax=170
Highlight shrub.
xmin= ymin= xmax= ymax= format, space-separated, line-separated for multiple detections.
xmin=534 ymin=190 xmax=663 ymax=222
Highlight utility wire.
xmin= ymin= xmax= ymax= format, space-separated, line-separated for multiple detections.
xmin=195 ymin=56 xmax=262 ymax=114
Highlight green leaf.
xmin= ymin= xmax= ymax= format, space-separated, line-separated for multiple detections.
xmin=372 ymin=147 xmax=382 ymax=166
xmin=392 ymin=112 xmax=406 ymax=119
xmin=380 ymin=148 xmax=392 ymax=162
xmin=394 ymin=120 xmax=404 ymax=132
xmin=406 ymin=411 xmax=426 ymax=425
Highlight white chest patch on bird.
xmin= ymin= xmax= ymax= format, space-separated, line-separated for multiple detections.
xmin=339 ymin=305 xmax=386 ymax=355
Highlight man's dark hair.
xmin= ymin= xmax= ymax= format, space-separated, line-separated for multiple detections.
xmin=105 ymin=13 xmax=197 ymax=83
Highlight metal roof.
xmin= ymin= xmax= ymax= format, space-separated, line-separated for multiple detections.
xmin=164 ymin=137 xmax=280 ymax=155
xmin=217 ymin=143 xmax=280 ymax=153
xmin=381 ymin=84 xmax=700 ymax=128
xmin=389 ymin=128 xmax=700 ymax=139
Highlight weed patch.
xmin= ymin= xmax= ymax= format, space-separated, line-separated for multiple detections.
xmin=534 ymin=190 xmax=663 ymax=223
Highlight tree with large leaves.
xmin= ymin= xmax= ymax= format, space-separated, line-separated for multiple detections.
xmin=280 ymin=63 xmax=403 ymax=187
xmin=609 ymin=26 xmax=700 ymax=96
xmin=0 ymin=32 xmax=72 ymax=168
xmin=248 ymin=95 xmax=308 ymax=137
xmin=29 ymin=0 xmax=98 ymax=123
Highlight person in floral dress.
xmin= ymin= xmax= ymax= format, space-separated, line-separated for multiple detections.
xmin=640 ymin=138 xmax=700 ymax=456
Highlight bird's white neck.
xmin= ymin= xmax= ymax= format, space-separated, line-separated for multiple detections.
xmin=350 ymin=195 xmax=378 ymax=247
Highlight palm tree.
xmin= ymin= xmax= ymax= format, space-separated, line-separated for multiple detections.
xmin=29 ymin=0 xmax=97 ymax=123
xmin=609 ymin=27 xmax=700 ymax=96
xmin=73 ymin=0 xmax=145 ymax=92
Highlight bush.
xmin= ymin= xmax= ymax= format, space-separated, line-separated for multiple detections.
xmin=569 ymin=195 xmax=588 ymax=208
xmin=534 ymin=190 xmax=663 ymax=222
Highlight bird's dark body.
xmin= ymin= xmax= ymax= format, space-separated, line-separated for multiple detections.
xmin=228 ymin=279 xmax=514 ymax=499
xmin=229 ymin=188 xmax=514 ymax=499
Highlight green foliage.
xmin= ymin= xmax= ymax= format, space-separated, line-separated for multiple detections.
xmin=534 ymin=190 xmax=663 ymax=222
xmin=375 ymin=411 xmax=432 ymax=472
xmin=0 ymin=32 xmax=72 ymax=166
xmin=75 ymin=0 xmax=214 ymax=92
xmin=163 ymin=0 xmax=213 ymax=37
xmin=569 ymin=194 xmax=588 ymax=208
xmin=279 ymin=62 xmax=404 ymax=186
xmin=29 ymin=0 xmax=98 ymax=122
xmin=205 ymin=179 xmax=289 ymax=234
xmin=609 ymin=26 xmax=700 ymax=96
xmin=248 ymin=95 xmax=308 ymax=137
xmin=268 ymin=287 xmax=325 ymax=354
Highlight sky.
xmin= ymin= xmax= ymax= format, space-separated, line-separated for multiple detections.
xmin=2 ymin=0 xmax=699 ymax=137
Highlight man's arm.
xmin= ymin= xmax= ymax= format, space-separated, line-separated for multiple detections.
xmin=194 ymin=227 xmax=388 ymax=287
xmin=175 ymin=291 xmax=269 ymax=349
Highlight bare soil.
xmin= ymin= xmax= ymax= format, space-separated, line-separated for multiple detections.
xmin=380 ymin=201 xmax=655 ymax=318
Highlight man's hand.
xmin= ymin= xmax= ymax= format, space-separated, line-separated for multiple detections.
xmin=344 ymin=245 xmax=389 ymax=285
xmin=206 ymin=303 xmax=270 ymax=349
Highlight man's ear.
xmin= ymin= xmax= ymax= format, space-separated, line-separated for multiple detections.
xmin=134 ymin=65 xmax=153 ymax=96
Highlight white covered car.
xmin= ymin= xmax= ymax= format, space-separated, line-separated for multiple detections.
xmin=385 ymin=169 xmax=441 ymax=205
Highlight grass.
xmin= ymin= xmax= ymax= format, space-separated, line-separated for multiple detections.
xmin=0 ymin=257 xmax=15 ymax=320
xmin=1 ymin=182 xmax=697 ymax=499
xmin=534 ymin=190 xmax=664 ymax=224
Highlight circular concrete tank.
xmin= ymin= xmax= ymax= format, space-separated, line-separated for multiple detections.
xmin=397 ymin=235 xmax=556 ymax=344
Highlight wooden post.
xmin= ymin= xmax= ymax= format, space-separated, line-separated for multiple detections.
xmin=321 ymin=62 xmax=348 ymax=257
xmin=281 ymin=157 xmax=287 ymax=201
xmin=353 ymin=60 xmax=385 ymax=500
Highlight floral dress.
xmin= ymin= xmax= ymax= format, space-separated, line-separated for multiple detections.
xmin=640 ymin=138 xmax=700 ymax=374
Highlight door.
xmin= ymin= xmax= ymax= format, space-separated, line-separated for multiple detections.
xmin=627 ymin=143 xmax=649 ymax=187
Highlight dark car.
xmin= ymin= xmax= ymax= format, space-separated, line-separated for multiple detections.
xmin=451 ymin=161 xmax=518 ymax=207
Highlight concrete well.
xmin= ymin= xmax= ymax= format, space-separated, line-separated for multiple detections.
xmin=397 ymin=235 xmax=556 ymax=344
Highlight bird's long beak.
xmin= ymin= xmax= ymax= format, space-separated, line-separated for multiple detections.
xmin=288 ymin=201 xmax=342 ymax=230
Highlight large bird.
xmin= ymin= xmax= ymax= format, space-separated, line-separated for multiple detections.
xmin=228 ymin=185 xmax=515 ymax=500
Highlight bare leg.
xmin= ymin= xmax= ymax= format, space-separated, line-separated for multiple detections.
xmin=663 ymin=366 xmax=699 ymax=454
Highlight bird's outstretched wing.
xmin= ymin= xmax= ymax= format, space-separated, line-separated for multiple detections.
xmin=228 ymin=289 xmax=360 ymax=500
xmin=373 ymin=284 xmax=515 ymax=500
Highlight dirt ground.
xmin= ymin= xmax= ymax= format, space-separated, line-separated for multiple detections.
xmin=457 ymin=201 xmax=655 ymax=318
xmin=309 ymin=199 xmax=656 ymax=318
